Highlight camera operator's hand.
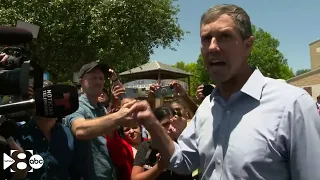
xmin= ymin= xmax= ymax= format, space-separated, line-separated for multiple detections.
xmin=196 ymin=85 xmax=205 ymax=103
xmin=0 ymin=53 xmax=9 ymax=64
xmin=6 ymin=137 xmax=28 ymax=180
xmin=28 ymin=85 xmax=34 ymax=99
xmin=170 ymin=81 xmax=186 ymax=97
xmin=147 ymin=84 xmax=160 ymax=109
xmin=112 ymin=85 xmax=125 ymax=100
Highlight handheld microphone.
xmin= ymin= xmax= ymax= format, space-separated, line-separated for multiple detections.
xmin=0 ymin=26 xmax=33 ymax=45
xmin=0 ymin=84 xmax=79 ymax=118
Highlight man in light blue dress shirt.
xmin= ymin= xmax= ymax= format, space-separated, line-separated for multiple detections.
xmin=129 ymin=4 xmax=320 ymax=180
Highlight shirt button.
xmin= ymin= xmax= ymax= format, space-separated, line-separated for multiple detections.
xmin=226 ymin=110 xmax=231 ymax=115
xmin=217 ymin=159 xmax=222 ymax=165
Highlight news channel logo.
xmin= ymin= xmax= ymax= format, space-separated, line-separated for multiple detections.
xmin=3 ymin=150 xmax=44 ymax=172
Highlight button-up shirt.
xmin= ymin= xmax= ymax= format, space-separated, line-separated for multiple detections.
xmin=169 ymin=69 xmax=320 ymax=180
xmin=65 ymin=94 xmax=115 ymax=180
xmin=13 ymin=119 xmax=74 ymax=180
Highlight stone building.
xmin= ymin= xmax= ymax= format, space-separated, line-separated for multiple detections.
xmin=287 ymin=39 xmax=320 ymax=99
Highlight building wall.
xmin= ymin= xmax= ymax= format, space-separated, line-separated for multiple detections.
xmin=310 ymin=40 xmax=320 ymax=70
xmin=288 ymin=72 xmax=320 ymax=100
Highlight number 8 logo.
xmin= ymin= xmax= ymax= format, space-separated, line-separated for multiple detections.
xmin=10 ymin=150 xmax=28 ymax=172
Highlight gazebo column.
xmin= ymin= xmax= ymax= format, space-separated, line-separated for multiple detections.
xmin=156 ymin=71 xmax=163 ymax=107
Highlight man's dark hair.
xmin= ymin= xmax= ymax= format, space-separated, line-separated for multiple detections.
xmin=153 ymin=106 xmax=175 ymax=122
xmin=201 ymin=4 xmax=252 ymax=40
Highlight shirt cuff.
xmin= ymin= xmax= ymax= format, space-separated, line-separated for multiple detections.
xmin=168 ymin=141 xmax=183 ymax=170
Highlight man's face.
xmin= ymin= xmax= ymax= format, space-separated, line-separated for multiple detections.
xmin=200 ymin=14 xmax=253 ymax=83
xmin=81 ymin=68 xmax=105 ymax=97
xmin=161 ymin=118 xmax=177 ymax=140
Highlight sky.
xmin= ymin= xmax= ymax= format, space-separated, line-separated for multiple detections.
xmin=150 ymin=0 xmax=320 ymax=72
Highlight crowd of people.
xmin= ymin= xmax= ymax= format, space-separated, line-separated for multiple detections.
xmin=1 ymin=3 xmax=320 ymax=180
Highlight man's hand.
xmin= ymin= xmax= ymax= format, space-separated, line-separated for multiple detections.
xmin=112 ymin=85 xmax=125 ymax=100
xmin=147 ymin=84 xmax=159 ymax=102
xmin=156 ymin=153 xmax=168 ymax=171
xmin=116 ymin=100 xmax=137 ymax=127
xmin=0 ymin=53 xmax=9 ymax=64
xmin=196 ymin=85 xmax=205 ymax=102
xmin=170 ymin=81 xmax=186 ymax=97
xmin=28 ymin=85 xmax=34 ymax=99
xmin=130 ymin=100 xmax=157 ymax=127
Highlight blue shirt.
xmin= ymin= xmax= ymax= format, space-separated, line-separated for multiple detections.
xmin=65 ymin=94 xmax=115 ymax=180
xmin=13 ymin=119 xmax=74 ymax=180
xmin=169 ymin=69 xmax=320 ymax=180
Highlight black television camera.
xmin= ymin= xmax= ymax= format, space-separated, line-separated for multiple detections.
xmin=0 ymin=26 xmax=43 ymax=97
xmin=0 ymin=26 xmax=43 ymax=138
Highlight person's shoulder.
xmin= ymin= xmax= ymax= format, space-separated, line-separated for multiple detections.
xmin=263 ymin=77 xmax=316 ymax=113
xmin=264 ymin=77 xmax=308 ymax=101
xmin=60 ymin=123 xmax=73 ymax=134
xmin=141 ymin=140 xmax=151 ymax=146
xmin=138 ymin=140 xmax=152 ymax=150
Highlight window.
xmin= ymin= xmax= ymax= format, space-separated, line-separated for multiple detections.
xmin=316 ymin=47 xmax=320 ymax=53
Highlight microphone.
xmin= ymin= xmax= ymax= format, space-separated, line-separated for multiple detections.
xmin=0 ymin=26 xmax=33 ymax=45
xmin=0 ymin=84 xmax=79 ymax=118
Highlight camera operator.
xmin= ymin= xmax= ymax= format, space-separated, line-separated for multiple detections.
xmin=8 ymin=80 xmax=76 ymax=179
xmin=65 ymin=62 xmax=137 ymax=180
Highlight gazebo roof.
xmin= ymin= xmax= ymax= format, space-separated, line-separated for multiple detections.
xmin=119 ymin=61 xmax=191 ymax=80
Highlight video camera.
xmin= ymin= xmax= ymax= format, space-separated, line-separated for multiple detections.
xmin=0 ymin=26 xmax=79 ymax=138
xmin=0 ymin=26 xmax=43 ymax=97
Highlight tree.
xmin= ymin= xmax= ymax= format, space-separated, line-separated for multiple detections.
xmin=295 ymin=69 xmax=310 ymax=76
xmin=172 ymin=61 xmax=200 ymax=96
xmin=196 ymin=55 xmax=212 ymax=84
xmin=0 ymin=0 xmax=184 ymax=82
xmin=248 ymin=25 xmax=294 ymax=79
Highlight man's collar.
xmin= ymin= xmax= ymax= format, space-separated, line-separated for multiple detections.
xmin=240 ymin=68 xmax=266 ymax=101
xmin=211 ymin=68 xmax=266 ymax=101
xmin=79 ymin=94 xmax=104 ymax=110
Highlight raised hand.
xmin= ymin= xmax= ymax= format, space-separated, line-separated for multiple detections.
xmin=117 ymin=100 xmax=137 ymax=127
xmin=112 ymin=85 xmax=125 ymax=100
xmin=170 ymin=81 xmax=186 ymax=97
xmin=129 ymin=100 xmax=157 ymax=127
xmin=196 ymin=84 xmax=205 ymax=102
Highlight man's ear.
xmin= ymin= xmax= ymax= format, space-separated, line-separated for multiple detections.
xmin=244 ymin=36 xmax=254 ymax=56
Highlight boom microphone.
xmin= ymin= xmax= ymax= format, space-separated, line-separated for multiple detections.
xmin=0 ymin=84 xmax=79 ymax=118
xmin=0 ymin=26 xmax=33 ymax=45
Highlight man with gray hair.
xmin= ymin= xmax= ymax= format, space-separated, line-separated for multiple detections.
xmin=129 ymin=4 xmax=320 ymax=180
